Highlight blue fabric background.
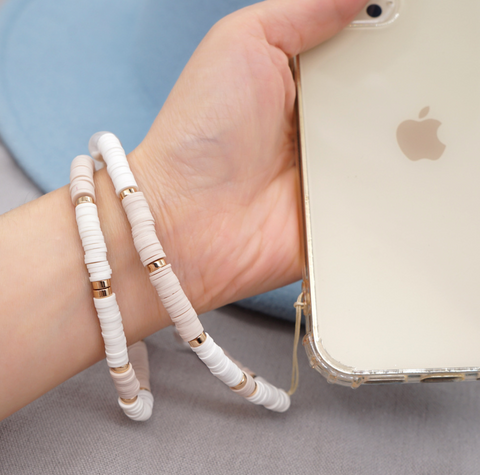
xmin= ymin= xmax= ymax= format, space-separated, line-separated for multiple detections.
xmin=0 ymin=0 xmax=301 ymax=320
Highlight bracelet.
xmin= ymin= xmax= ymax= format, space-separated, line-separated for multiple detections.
xmin=69 ymin=154 xmax=154 ymax=421
xmin=88 ymin=132 xmax=291 ymax=413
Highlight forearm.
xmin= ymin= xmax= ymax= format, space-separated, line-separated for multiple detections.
xmin=0 ymin=160 xmax=175 ymax=420
xmin=0 ymin=0 xmax=351 ymax=420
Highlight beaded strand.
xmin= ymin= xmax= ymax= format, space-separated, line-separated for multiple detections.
xmin=70 ymin=154 xmax=154 ymax=421
xmin=89 ymin=132 xmax=290 ymax=413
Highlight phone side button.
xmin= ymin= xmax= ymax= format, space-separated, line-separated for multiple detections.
xmin=420 ymin=375 xmax=465 ymax=384
xmin=363 ymin=378 xmax=406 ymax=385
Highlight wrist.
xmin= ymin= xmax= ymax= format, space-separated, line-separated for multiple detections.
xmin=126 ymin=143 xmax=208 ymax=311
xmin=126 ymin=136 xmax=302 ymax=316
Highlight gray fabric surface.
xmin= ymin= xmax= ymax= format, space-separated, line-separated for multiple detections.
xmin=2 ymin=141 xmax=480 ymax=474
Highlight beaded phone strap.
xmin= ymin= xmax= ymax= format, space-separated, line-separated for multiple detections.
xmin=70 ymin=155 xmax=154 ymax=421
xmin=89 ymin=132 xmax=291 ymax=413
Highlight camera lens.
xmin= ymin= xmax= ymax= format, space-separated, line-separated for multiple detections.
xmin=366 ymin=4 xmax=383 ymax=18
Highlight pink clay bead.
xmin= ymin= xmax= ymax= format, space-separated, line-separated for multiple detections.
xmin=149 ymin=265 xmax=180 ymax=299
xmin=71 ymin=154 xmax=95 ymax=172
xmin=149 ymin=266 xmax=204 ymax=342
xmin=70 ymin=180 xmax=95 ymax=205
xmin=122 ymin=194 xmax=153 ymax=224
xmin=174 ymin=308 xmax=203 ymax=342
xmin=231 ymin=373 xmax=256 ymax=398
xmin=132 ymin=222 xmax=155 ymax=236
xmin=109 ymin=364 xmax=140 ymax=400
xmin=72 ymin=165 xmax=95 ymax=181
xmin=128 ymin=341 xmax=151 ymax=391
xmin=162 ymin=290 xmax=185 ymax=307
xmin=141 ymin=247 xmax=166 ymax=265
xmin=70 ymin=155 xmax=95 ymax=204
xmin=166 ymin=298 xmax=190 ymax=318
xmin=122 ymin=193 xmax=167 ymax=265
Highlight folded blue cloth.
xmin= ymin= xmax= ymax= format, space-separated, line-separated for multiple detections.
xmin=0 ymin=0 xmax=301 ymax=321
xmin=237 ymin=281 xmax=302 ymax=322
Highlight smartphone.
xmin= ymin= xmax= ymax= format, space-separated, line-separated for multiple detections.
xmin=295 ymin=0 xmax=480 ymax=387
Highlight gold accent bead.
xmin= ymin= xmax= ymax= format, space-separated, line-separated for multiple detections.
xmin=111 ymin=364 xmax=130 ymax=374
xmin=93 ymin=287 xmax=113 ymax=299
xmin=139 ymin=387 xmax=151 ymax=392
xmin=147 ymin=259 xmax=167 ymax=273
xmin=230 ymin=373 xmax=247 ymax=391
xmin=247 ymin=383 xmax=258 ymax=398
xmin=120 ymin=396 xmax=138 ymax=405
xmin=76 ymin=196 xmax=94 ymax=206
xmin=91 ymin=279 xmax=111 ymax=290
xmin=119 ymin=187 xmax=138 ymax=200
xmin=189 ymin=332 xmax=207 ymax=348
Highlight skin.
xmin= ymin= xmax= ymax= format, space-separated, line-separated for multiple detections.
xmin=0 ymin=0 xmax=368 ymax=421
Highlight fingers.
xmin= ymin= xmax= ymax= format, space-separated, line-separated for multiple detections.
xmin=250 ymin=0 xmax=369 ymax=57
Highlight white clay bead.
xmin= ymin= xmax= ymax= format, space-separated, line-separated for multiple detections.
xmin=75 ymin=202 xmax=98 ymax=219
xmin=94 ymin=295 xmax=129 ymax=367
xmin=103 ymin=346 xmax=128 ymax=367
xmin=97 ymin=314 xmax=122 ymax=326
xmin=86 ymin=261 xmax=109 ymax=268
xmin=118 ymin=390 xmax=154 ymax=422
xmin=128 ymin=341 xmax=151 ymax=391
xmin=89 ymin=132 xmax=137 ymax=195
xmin=89 ymin=269 xmax=112 ymax=283
xmin=246 ymin=377 xmax=291 ymax=413
xmin=71 ymin=154 xmax=152 ymax=421
xmin=84 ymin=253 xmax=107 ymax=264
xmin=104 ymin=347 xmax=128 ymax=368
xmin=193 ymin=334 xmax=290 ymax=412
xmin=101 ymin=325 xmax=124 ymax=337
xmin=75 ymin=203 xmax=112 ymax=281
xmin=83 ymin=242 xmax=107 ymax=251
xmin=88 ymin=131 xmax=109 ymax=161
xmin=191 ymin=333 xmax=243 ymax=387
xmin=104 ymin=333 xmax=125 ymax=348
xmin=86 ymin=261 xmax=110 ymax=270
xmin=90 ymin=131 xmax=290 ymax=413
xmin=223 ymin=349 xmax=256 ymax=378
xmin=105 ymin=352 xmax=129 ymax=369
xmin=102 ymin=328 xmax=125 ymax=342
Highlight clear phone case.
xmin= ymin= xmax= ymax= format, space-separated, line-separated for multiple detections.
xmin=296 ymin=0 xmax=480 ymax=387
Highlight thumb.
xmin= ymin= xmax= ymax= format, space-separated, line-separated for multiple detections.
xmin=247 ymin=0 xmax=369 ymax=56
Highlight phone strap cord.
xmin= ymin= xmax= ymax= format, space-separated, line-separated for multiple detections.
xmin=288 ymin=292 xmax=305 ymax=396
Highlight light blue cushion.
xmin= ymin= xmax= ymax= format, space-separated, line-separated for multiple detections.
xmin=0 ymin=0 xmax=301 ymax=321
xmin=237 ymin=281 xmax=303 ymax=322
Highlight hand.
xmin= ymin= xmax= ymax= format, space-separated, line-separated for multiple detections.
xmin=0 ymin=0 xmax=369 ymax=420
xmin=129 ymin=0 xmax=369 ymax=312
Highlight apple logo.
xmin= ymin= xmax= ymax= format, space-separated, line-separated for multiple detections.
xmin=396 ymin=107 xmax=446 ymax=161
